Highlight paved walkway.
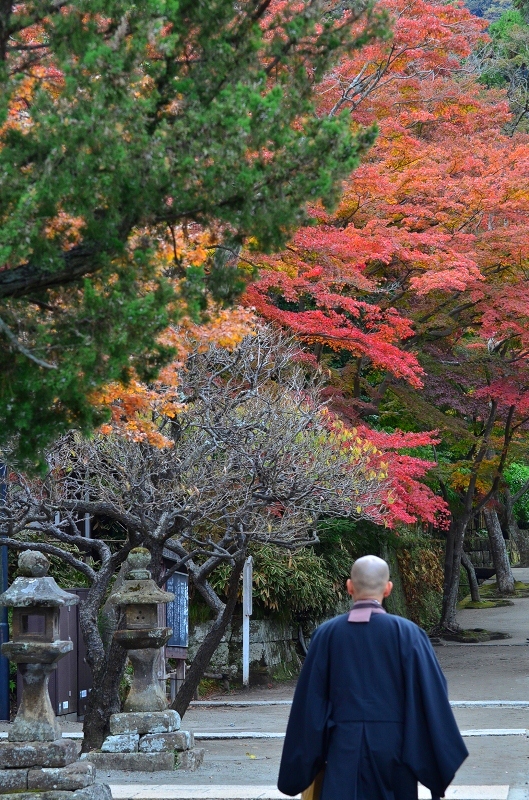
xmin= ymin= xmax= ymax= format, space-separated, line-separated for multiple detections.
xmin=120 ymin=568 xmax=529 ymax=799
xmin=4 ymin=570 xmax=529 ymax=799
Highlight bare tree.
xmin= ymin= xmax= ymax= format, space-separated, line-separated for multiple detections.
xmin=0 ymin=330 xmax=388 ymax=746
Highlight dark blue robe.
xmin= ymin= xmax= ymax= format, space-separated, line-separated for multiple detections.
xmin=277 ymin=610 xmax=468 ymax=800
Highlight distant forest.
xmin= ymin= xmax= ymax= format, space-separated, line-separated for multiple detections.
xmin=465 ymin=0 xmax=513 ymax=21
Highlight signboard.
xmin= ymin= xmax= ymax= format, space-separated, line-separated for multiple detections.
xmin=243 ymin=557 xmax=253 ymax=616
xmin=165 ymin=572 xmax=189 ymax=648
xmin=242 ymin=556 xmax=253 ymax=686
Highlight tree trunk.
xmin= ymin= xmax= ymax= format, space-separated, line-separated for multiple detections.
xmin=484 ymin=507 xmax=515 ymax=595
xmin=172 ymin=556 xmax=245 ymax=718
xmin=81 ymin=640 xmax=128 ymax=752
xmin=505 ymin=488 xmax=529 ymax=566
xmin=461 ymin=551 xmax=481 ymax=603
xmin=440 ymin=516 xmax=468 ymax=630
xmin=79 ymin=567 xmax=128 ymax=752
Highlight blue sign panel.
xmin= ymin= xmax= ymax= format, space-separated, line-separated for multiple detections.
xmin=165 ymin=572 xmax=188 ymax=648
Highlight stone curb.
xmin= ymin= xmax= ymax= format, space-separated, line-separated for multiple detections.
xmin=106 ymin=785 xmax=510 ymax=800
xmin=188 ymin=699 xmax=529 ymax=708
xmin=2 ymin=727 xmax=527 ymax=743
xmin=191 ymin=729 xmax=528 ymax=740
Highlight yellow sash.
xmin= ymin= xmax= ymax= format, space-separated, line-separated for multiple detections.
xmin=301 ymin=769 xmax=325 ymax=800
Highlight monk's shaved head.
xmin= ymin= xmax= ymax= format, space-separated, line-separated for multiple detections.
xmin=350 ymin=555 xmax=390 ymax=598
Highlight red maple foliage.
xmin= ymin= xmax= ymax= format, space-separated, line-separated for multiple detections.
xmin=246 ymin=0 xmax=529 ymax=549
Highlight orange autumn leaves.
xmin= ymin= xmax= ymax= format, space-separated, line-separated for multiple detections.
xmin=94 ymin=305 xmax=256 ymax=447
xmin=89 ymin=0 xmax=529 ymax=529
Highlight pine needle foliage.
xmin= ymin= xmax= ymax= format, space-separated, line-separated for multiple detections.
xmin=0 ymin=0 xmax=387 ymax=469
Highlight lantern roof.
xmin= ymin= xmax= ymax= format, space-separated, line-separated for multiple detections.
xmin=109 ymin=579 xmax=174 ymax=607
xmin=109 ymin=548 xmax=174 ymax=606
xmin=0 ymin=551 xmax=79 ymax=608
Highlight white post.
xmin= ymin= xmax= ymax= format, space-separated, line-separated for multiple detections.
xmin=84 ymin=487 xmax=91 ymax=538
xmin=242 ymin=556 xmax=253 ymax=687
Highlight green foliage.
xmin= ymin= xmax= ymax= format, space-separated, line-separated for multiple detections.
xmin=397 ymin=542 xmax=444 ymax=630
xmin=211 ymin=545 xmax=338 ymax=619
xmin=504 ymin=462 xmax=529 ymax=526
xmin=206 ymin=519 xmax=441 ymax=629
xmin=196 ymin=519 xmax=443 ymax=630
xmin=459 ymin=598 xmax=513 ymax=608
xmin=188 ymin=599 xmax=215 ymax=626
xmin=9 ymin=531 xmax=91 ymax=588
xmin=196 ymin=678 xmax=224 ymax=698
xmin=119 ymin=661 xmax=133 ymax=707
xmin=489 ymin=8 xmax=525 ymax=34
xmin=9 ymin=661 xmax=16 ymax=698
xmin=271 ymin=661 xmax=299 ymax=682
xmin=1 ymin=274 xmax=174 ymax=469
xmin=477 ymin=8 xmax=529 ymax=132
xmin=0 ymin=0 xmax=388 ymax=469
xmin=513 ymin=0 xmax=529 ymax=20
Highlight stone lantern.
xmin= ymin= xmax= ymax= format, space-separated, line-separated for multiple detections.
xmin=0 ymin=550 xmax=79 ymax=743
xmin=81 ymin=550 xmax=203 ymax=772
xmin=110 ymin=548 xmax=174 ymax=712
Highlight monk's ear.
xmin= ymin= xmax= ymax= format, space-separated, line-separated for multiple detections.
xmin=383 ymin=581 xmax=393 ymax=598
xmin=346 ymin=578 xmax=354 ymax=597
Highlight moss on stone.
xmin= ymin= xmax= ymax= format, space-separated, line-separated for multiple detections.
xmin=476 ymin=581 xmax=529 ymax=599
xmin=459 ymin=599 xmax=514 ymax=609
xmin=441 ymin=627 xmax=511 ymax=643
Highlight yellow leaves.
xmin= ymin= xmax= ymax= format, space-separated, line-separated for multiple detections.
xmin=125 ymin=224 xmax=213 ymax=284
xmin=44 ymin=211 xmax=85 ymax=249
xmin=91 ymin=305 xmax=255 ymax=447
xmin=449 ymin=469 xmax=470 ymax=493
xmin=181 ymin=306 xmax=256 ymax=352
xmin=159 ymin=401 xmax=184 ymax=419
xmin=449 ymin=458 xmax=499 ymax=495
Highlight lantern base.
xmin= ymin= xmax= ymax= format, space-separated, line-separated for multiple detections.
xmin=124 ymin=648 xmax=168 ymax=712
xmin=9 ymin=662 xmax=62 ymax=742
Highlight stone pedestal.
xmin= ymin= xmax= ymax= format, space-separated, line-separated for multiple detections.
xmin=7 ymin=661 xmax=65 ymax=743
xmin=82 ymin=711 xmax=204 ymax=772
xmin=0 ymin=739 xmax=111 ymax=800
xmin=124 ymin=649 xmax=167 ymax=712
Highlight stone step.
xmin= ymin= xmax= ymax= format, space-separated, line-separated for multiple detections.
xmin=107 ymin=784 xmax=510 ymax=800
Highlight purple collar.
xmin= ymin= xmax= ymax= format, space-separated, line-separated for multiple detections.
xmin=348 ymin=599 xmax=387 ymax=623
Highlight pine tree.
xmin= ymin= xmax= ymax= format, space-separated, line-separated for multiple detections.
xmin=0 ymin=0 xmax=387 ymax=467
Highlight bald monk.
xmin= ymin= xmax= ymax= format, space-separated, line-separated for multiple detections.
xmin=278 ymin=555 xmax=467 ymax=800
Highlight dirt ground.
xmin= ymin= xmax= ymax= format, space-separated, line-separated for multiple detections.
xmin=98 ymin=610 xmax=529 ymax=789
xmin=5 ymin=570 xmax=529 ymax=793
xmin=107 ymin=568 xmax=529 ymax=790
